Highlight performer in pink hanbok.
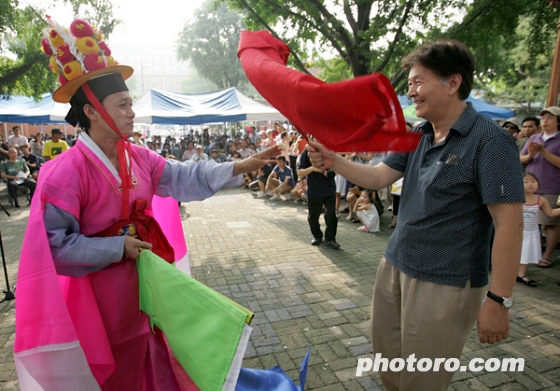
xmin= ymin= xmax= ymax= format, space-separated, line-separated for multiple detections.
xmin=14 ymin=18 xmax=278 ymax=391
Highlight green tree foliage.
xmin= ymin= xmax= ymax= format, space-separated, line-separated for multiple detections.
xmin=225 ymin=0 xmax=560 ymax=109
xmin=0 ymin=0 xmax=119 ymax=99
xmin=177 ymin=0 xmax=251 ymax=91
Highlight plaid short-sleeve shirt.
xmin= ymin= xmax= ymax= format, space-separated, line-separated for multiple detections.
xmin=383 ymin=104 xmax=524 ymax=288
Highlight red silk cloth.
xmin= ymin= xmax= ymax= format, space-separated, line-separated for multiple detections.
xmin=238 ymin=30 xmax=421 ymax=153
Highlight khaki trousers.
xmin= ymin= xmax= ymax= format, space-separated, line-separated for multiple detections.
xmin=371 ymin=258 xmax=486 ymax=391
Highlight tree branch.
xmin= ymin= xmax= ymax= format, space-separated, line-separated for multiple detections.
xmin=374 ymin=0 xmax=415 ymax=73
xmin=235 ymin=0 xmax=312 ymax=74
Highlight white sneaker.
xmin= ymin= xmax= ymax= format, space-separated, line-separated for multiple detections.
xmin=280 ymin=193 xmax=291 ymax=201
xmin=256 ymin=191 xmax=266 ymax=198
xmin=270 ymin=193 xmax=280 ymax=200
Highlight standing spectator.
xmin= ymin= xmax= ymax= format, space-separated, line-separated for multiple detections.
xmin=1 ymin=148 xmax=36 ymax=207
xmin=132 ymin=131 xmax=145 ymax=147
xmin=262 ymin=129 xmax=276 ymax=148
xmin=277 ymin=131 xmax=290 ymax=162
xmin=516 ymin=117 xmax=539 ymax=152
xmin=43 ymin=128 xmax=69 ymax=161
xmin=388 ymin=178 xmax=403 ymax=229
xmin=517 ymin=172 xmax=560 ymax=286
xmin=8 ymin=126 xmax=29 ymax=148
xmin=298 ymin=148 xmax=339 ymax=249
xmin=308 ymin=39 xmax=523 ymax=390
xmin=502 ymin=117 xmax=521 ymax=140
xmin=521 ymin=106 xmax=560 ymax=268
xmin=30 ymin=132 xmax=45 ymax=156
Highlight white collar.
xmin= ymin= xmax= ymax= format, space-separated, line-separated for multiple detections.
xmin=79 ymin=131 xmax=130 ymax=183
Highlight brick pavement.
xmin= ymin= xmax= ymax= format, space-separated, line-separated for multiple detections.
xmin=0 ymin=186 xmax=560 ymax=390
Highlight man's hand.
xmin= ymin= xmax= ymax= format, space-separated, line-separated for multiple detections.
xmin=233 ymin=146 xmax=280 ymax=176
xmin=124 ymin=236 xmax=152 ymax=260
xmin=527 ymin=141 xmax=542 ymax=156
xmin=307 ymin=141 xmax=337 ymax=170
xmin=477 ymin=299 xmax=509 ymax=344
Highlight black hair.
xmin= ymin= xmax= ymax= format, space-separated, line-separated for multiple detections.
xmin=402 ymin=39 xmax=474 ymax=100
xmin=522 ymin=116 xmax=540 ymax=127
xmin=524 ymin=171 xmax=540 ymax=186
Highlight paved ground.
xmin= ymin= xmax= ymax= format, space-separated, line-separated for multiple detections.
xmin=0 ymin=186 xmax=559 ymax=390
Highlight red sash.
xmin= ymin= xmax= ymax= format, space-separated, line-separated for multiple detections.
xmin=93 ymin=199 xmax=175 ymax=263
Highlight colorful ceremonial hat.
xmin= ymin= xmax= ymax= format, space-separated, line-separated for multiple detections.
xmin=41 ymin=16 xmax=133 ymax=103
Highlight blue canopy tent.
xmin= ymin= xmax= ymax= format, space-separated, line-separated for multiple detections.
xmin=0 ymin=94 xmax=69 ymax=123
xmin=0 ymin=94 xmax=70 ymax=139
xmin=403 ymin=95 xmax=514 ymax=121
xmin=133 ymin=88 xmax=285 ymax=124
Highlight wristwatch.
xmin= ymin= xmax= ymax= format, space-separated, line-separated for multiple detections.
xmin=486 ymin=291 xmax=514 ymax=308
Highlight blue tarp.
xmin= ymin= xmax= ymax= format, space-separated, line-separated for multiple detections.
xmin=133 ymin=88 xmax=285 ymax=125
xmin=403 ymin=95 xmax=514 ymax=121
xmin=0 ymin=94 xmax=69 ymax=124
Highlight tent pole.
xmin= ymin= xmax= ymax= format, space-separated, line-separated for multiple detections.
xmin=3 ymin=123 xmax=7 ymax=141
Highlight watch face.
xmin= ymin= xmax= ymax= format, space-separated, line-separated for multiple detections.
xmin=502 ymin=297 xmax=514 ymax=308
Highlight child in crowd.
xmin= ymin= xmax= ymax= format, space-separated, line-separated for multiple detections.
xmin=210 ymin=150 xmax=222 ymax=163
xmin=291 ymin=177 xmax=307 ymax=203
xmin=519 ymin=172 xmax=560 ymax=286
xmin=353 ymin=189 xmax=380 ymax=233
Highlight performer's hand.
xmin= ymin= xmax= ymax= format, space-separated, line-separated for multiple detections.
xmin=124 ymin=236 xmax=152 ymax=260
xmin=307 ymin=141 xmax=336 ymax=170
xmin=232 ymin=145 xmax=280 ymax=176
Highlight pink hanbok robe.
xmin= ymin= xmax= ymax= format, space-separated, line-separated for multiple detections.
xmin=15 ymin=139 xmax=197 ymax=391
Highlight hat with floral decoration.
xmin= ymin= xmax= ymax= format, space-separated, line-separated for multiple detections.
xmin=41 ymin=16 xmax=133 ymax=103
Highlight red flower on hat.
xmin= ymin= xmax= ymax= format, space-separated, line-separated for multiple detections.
xmin=70 ymin=19 xmax=94 ymax=38
xmin=41 ymin=38 xmax=53 ymax=56
xmin=84 ymin=53 xmax=106 ymax=71
xmin=56 ymin=44 xmax=75 ymax=65
xmin=98 ymin=41 xmax=111 ymax=56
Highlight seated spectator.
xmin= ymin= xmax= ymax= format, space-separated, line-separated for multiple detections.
xmin=191 ymin=145 xmax=208 ymax=162
xmin=345 ymin=184 xmax=362 ymax=223
xmin=254 ymin=163 xmax=274 ymax=198
xmin=227 ymin=150 xmax=242 ymax=162
xmin=1 ymin=148 xmax=36 ymax=207
xmin=291 ymin=177 xmax=307 ymax=203
xmin=182 ymin=141 xmax=196 ymax=161
xmin=237 ymin=140 xmax=255 ymax=159
xmin=20 ymin=145 xmax=40 ymax=181
xmin=266 ymin=155 xmax=294 ymax=201
xmin=354 ymin=189 xmax=380 ymax=233
xmin=210 ymin=150 xmax=223 ymax=163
